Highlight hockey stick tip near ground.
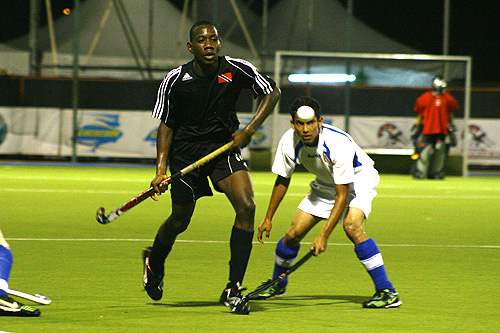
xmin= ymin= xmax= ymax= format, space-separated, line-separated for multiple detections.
xmin=232 ymin=250 xmax=315 ymax=314
xmin=8 ymin=289 xmax=52 ymax=305
xmin=245 ymin=250 xmax=314 ymax=301
xmin=96 ymin=141 xmax=234 ymax=224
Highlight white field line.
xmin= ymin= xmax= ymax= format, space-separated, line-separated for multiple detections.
xmin=3 ymin=175 xmax=148 ymax=182
xmin=5 ymin=238 xmax=500 ymax=249
xmin=2 ymin=187 xmax=500 ymax=199
xmin=3 ymin=175 xmax=500 ymax=191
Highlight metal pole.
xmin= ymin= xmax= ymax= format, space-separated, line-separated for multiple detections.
xmin=272 ymin=51 xmax=282 ymax=166
xmin=44 ymin=0 xmax=59 ymax=76
xmin=443 ymin=0 xmax=450 ymax=78
xmin=113 ymin=0 xmax=147 ymax=79
xmin=261 ymin=0 xmax=268 ymax=70
xmin=71 ymin=0 xmax=81 ymax=163
xmin=83 ymin=0 xmax=113 ymax=66
xmin=304 ymin=0 xmax=314 ymax=97
xmin=343 ymin=0 xmax=354 ymax=132
xmin=147 ymin=0 xmax=154 ymax=68
xmin=228 ymin=0 xmax=261 ymax=62
xmin=29 ymin=0 xmax=40 ymax=76
xmin=175 ymin=0 xmax=190 ymax=65
xmin=462 ymin=58 xmax=472 ymax=177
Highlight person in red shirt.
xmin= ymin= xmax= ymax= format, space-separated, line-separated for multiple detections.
xmin=413 ymin=76 xmax=459 ymax=179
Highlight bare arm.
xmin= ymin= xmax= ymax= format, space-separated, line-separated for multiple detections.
xmin=310 ymin=183 xmax=350 ymax=255
xmin=232 ymin=86 xmax=281 ymax=148
xmin=151 ymin=121 xmax=174 ymax=196
xmin=257 ymin=175 xmax=291 ymax=243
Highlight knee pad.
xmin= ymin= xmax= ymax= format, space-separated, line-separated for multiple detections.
xmin=415 ymin=143 xmax=433 ymax=178
xmin=430 ymin=141 xmax=448 ymax=178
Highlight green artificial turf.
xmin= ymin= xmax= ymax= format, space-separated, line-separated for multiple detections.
xmin=1 ymin=165 xmax=499 ymax=332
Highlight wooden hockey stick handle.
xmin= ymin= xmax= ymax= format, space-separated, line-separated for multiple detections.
xmin=97 ymin=141 xmax=233 ymax=224
xmin=178 ymin=141 xmax=234 ymax=177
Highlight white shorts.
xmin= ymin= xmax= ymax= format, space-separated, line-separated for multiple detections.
xmin=297 ymin=169 xmax=380 ymax=220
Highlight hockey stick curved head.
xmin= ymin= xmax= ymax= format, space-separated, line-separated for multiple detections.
xmin=96 ymin=207 xmax=110 ymax=224
xmin=35 ymin=293 xmax=52 ymax=305
xmin=232 ymin=298 xmax=250 ymax=315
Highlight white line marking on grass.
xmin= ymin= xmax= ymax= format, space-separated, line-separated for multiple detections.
xmin=376 ymin=194 xmax=500 ymax=199
xmin=2 ymin=175 xmax=150 ymax=182
xmin=3 ymin=188 xmax=500 ymax=199
xmin=6 ymin=238 xmax=500 ymax=249
xmin=2 ymin=188 xmax=140 ymax=195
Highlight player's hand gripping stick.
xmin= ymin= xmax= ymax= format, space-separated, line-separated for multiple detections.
xmin=96 ymin=141 xmax=233 ymax=224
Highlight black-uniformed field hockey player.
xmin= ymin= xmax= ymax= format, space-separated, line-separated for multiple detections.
xmin=143 ymin=20 xmax=280 ymax=314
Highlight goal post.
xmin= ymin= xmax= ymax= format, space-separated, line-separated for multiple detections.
xmin=273 ymin=50 xmax=472 ymax=177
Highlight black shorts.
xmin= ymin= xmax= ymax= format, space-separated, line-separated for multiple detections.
xmin=422 ymin=134 xmax=446 ymax=145
xmin=169 ymin=141 xmax=249 ymax=205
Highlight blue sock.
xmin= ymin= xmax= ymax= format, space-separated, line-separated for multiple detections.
xmin=272 ymin=237 xmax=300 ymax=288
xmin=0 ymin=245 xmax=13 ymax=296
xmin=354 ymin=238 xmax=394 ymax=292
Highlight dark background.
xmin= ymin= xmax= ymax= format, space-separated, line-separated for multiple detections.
xmin=0 ymin=0 xmax=499 ymax=84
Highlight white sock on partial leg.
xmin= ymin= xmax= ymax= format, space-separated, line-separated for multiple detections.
xmin=0 ymin=279 xmax=9 ymax=296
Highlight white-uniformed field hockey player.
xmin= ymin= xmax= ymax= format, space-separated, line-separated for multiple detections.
xmin=256 ymin=96 xmax=401 ymax=309
xmin=143 ymin=20 xmax=280 ymax=314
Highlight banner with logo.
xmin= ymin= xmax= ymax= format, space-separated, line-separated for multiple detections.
xmin=0 ymin=107 xmax=499 ymax=166
xmin=0 ymin=107 xmax=159 ymax=158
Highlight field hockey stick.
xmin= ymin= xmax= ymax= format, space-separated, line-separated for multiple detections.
xmin=245 ymin=250 xmax=315 ymax=301
xmin=96 ymin=141 xmax=233 ymax=224
xmin=8 ymin=289 xmax=52 ymax=305
xmin=231 ymin=250 xmax=315 ymax=314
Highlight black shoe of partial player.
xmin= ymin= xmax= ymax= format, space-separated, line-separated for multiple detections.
xmin=142 ymin=247 xmax=164 ymax=301
xmin=0 ymin=295 xmax=41 ymax=317
xmin=219 ymin=283 xmax=250 ymax=315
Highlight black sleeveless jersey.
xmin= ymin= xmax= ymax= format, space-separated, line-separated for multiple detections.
xmin=152 ymin=56 xmax=276 ymax=143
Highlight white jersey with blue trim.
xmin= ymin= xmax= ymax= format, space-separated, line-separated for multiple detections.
xmin=272 ymin=124 xmax=375 ymax=186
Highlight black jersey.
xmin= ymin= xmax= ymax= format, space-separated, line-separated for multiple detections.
xmin=152 ymin=56 xmax=276 ymax=143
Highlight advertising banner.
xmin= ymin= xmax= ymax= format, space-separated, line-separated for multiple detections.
xmin=0 ymin=107 xmax=498 ymax=166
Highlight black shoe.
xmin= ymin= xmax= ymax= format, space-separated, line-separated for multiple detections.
xmin=0 ymin=295 xmax=41 ymax=317
xmin=429 ymin=172 xmax=445 ymax=179
xmin=219 ymin=283 xmax=250 ymax=315
xmin=412 ymin=171 xmax=426 ymax=179
xmin=142 ymin=247 xmax=164 ymax=301
xmin=363 ymin=289 xmax=402 ymax=309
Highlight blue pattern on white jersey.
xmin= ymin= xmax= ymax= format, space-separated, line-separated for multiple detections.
xmin=294 ymin=140 xmax=304 ymax=163
xmin=322 ymin=125 xmax=361 ymax=168
xmin=272 ymin=124 xmax=375 ymax=186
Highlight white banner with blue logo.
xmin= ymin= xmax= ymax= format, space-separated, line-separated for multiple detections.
xmin=0 ymin=107 xmax=499 ymax=166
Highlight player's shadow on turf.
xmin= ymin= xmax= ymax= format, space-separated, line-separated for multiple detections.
xmin=148 ymin=295 xmax=366 ymax=311
xmin=287 ymin=294 xmax=366 ymax=304
xmin=150 ymin=301 xmax=221 ymax=308
xmin=247 ymin=295 xmax=366 ymax=312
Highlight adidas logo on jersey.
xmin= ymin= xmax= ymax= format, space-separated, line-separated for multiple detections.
xmin=182 ymin=73 xmax=193 ymax=81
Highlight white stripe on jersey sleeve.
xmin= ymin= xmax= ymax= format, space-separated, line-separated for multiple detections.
xmin=226 ymin=56 xmax=274 ymax=95
xmin=152 ymin=66 xmax=182 ymax=120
